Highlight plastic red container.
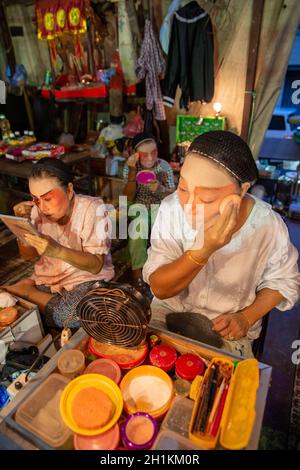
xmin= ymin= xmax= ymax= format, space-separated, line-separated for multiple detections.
xmin=88 ymin=337 xmax=148 ymax=370
xmin=175 ymin=354 xmax=206 ymax=381
xmin=74 ymin=424 xmax=120 ymax=450
xmin=149 ymin=345 xmax=177 ymax=372
xmin=84 ymin=358 xmax=121 ymax=385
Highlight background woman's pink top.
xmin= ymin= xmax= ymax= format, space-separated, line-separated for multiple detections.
xmin=30 ymin=194 xmax=114 ymax=293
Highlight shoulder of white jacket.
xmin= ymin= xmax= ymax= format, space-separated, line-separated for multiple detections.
xmin=76 ymin=194 xmax=106 ymax=211
xmin=251 ymin=195 xmax=287 ymax=230
xmin=159 ymin=191 xmax=179 ymax=208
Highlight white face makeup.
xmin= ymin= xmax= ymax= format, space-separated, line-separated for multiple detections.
xmin=181 ymin=154 xmax=235 ymax=189
xmin=137 ymin=140 xmax=158 ymax=169
xmin=178 ymin=154 xmax=240 ymax=230
xmin=29 ymin=177 xmax=73 ymax=222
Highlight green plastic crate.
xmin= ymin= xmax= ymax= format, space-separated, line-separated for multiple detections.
xmin=176 ymin=115 xmax=226 ymax=143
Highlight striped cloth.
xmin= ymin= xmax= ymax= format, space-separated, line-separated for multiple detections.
xmin=136 ymin=19 xmax=166 ymax=121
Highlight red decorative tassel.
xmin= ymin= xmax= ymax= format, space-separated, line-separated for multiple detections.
xmin=49 ymin=39 xmax=57 ymax=63
xmin=75 ymin=34 xmax=82 ymax=59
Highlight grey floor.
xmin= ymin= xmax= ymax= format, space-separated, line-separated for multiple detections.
xmin=259 ymin=218 xmax=300 ymax=449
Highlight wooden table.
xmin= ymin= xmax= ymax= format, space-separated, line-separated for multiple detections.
xmin=0 ymin=150 xmax=93 ymax=197
xmin=94 ymin=174 xmax=125 ymax=204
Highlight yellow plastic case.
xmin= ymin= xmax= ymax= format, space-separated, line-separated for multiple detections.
xmin=189 ymin=358 xmax=259 ymax=450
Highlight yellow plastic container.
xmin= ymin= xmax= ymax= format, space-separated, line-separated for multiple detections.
xmin=189 ymin=358 xmax=259 ymax=450
xmin=60 ymin=373 xmax=123 ymax=436
xmin=120 ymin=365 xmax=174 ymax=419
xmin=219 ymin=359 xmax=259 ymax=449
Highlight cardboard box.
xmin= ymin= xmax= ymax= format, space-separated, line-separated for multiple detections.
xmin=0 ymin=297 xmax=44 ymax=346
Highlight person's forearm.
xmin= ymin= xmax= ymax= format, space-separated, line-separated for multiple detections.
xmin=56 ymin=246 xmax=104 ymax=274
xmin=123 ymin=181 xmax=136 ymax=201
xmin=149 ymin=248 xmax=210 ymax=299
xmin=241 ymin=288 xmax=284 ymax=326
xmin=123 ymin=169 xmax=137 ymax=201
xmin=17 ymin=239 xmax=39 ymax=261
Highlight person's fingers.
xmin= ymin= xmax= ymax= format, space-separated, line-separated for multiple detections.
xmin=218 ymin=326 xmax=232 ymax=338
xmin=128 ymin=153 xmax=139 ymax=166
xmin=229 ymin=324 xmax=240 ymax=336
xmin=23 ymin=236 xmax=37 ymax=249
xmin=212 ymin=314 xmax=227 ymax=325
xmin=228 ymin=329 xmax=242 ymax=340
xmin=24 ymin=235 xmax=46 ymax=254
xmin=15 ymin=202 xmax=35 ymax=217
xmin=24 ymin=234 xmax=43 ymax=246
xmin=24 ymin=233 xmax=38 ymax=241
xmin=212 ymin=317 xmax=231 ymax=332
xmin=222 ymin=203 xmax=239 ymax=237
xmin=211 ymin=202 xmax=235 ymax=233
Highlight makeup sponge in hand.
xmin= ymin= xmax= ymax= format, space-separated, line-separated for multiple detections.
xmin=219 ymin=194 xmax=241 ymax=215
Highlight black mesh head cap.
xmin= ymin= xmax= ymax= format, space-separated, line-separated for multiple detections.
xmin=187 ymin=131 xmax=258 ymax=185
xmin=132 ymin=132 xmax=156 ymax=151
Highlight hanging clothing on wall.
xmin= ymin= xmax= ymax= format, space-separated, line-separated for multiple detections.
xmin=163 ymin=1 xmax=214 ymax=110
xmin=118 ymin=0 xmax=138 ymax=86
xmin=136 ymin=19 xmax=166 ymax=121
xmin=159 ymin=0 xmax=181 ymax=55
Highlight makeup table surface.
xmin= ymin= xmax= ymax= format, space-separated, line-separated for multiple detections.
xmin=0 ymin=328 xmax=272 ymax=450
xmin=0 ymin=150 xmax=93 ymax=196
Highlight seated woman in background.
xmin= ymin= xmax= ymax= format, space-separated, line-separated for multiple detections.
xmin=4 ymin=158 xmax=114 ymax=329
xmin=123 ymin=132 xmax=175 ymax=293
xmin=143 ymin=131 xmax=300 ymax=358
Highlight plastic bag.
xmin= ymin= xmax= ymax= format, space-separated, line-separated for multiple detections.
xmin=0 ymin=346 xmax=49 ymax=382
xmin=123 ymin=108 xmax=144 ymax=137
xmin=10 ymin=64 xmax=28 ymax=86
xmin=0 ymin=292 xmax=17 ymax=308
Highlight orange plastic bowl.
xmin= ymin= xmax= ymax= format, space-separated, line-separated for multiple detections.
xmin=88 ymin=338 xmax=148 ymax=370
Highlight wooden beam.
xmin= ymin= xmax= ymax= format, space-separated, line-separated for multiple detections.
xmin=241 ymin=0 xmax=265 ymax=142
xmin=0 ymin=1 xmax=16 ymax=75
xmin=2 ymin=1 xmax=34 ymax=5
xmin=151 ymin=0 xmax=163 ymax=37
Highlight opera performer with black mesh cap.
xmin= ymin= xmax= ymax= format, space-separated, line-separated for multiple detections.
xmin=143 ymin=131 xmax=300 ymax=358
xmin=3 ymin=158 xmax=114 ymax=330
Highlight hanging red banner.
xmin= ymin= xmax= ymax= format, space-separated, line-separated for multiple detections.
xmin=36 ymin=0 xmax=87 ymax=40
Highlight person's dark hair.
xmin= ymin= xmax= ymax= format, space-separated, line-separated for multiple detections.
xmin=30 ymin=158 xmax=73 ymax=189
xmin=188 ymin=131 xmax=259 ymax=186
xmin=132 ymin=131 xmax=156 ymax=151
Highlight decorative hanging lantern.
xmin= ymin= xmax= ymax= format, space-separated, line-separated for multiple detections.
xmin=36 ymin=0 xmax=87 ymax=40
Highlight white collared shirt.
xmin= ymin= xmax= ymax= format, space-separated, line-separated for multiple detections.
xmin=143 ymin=192 xmax=300 ymax=340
